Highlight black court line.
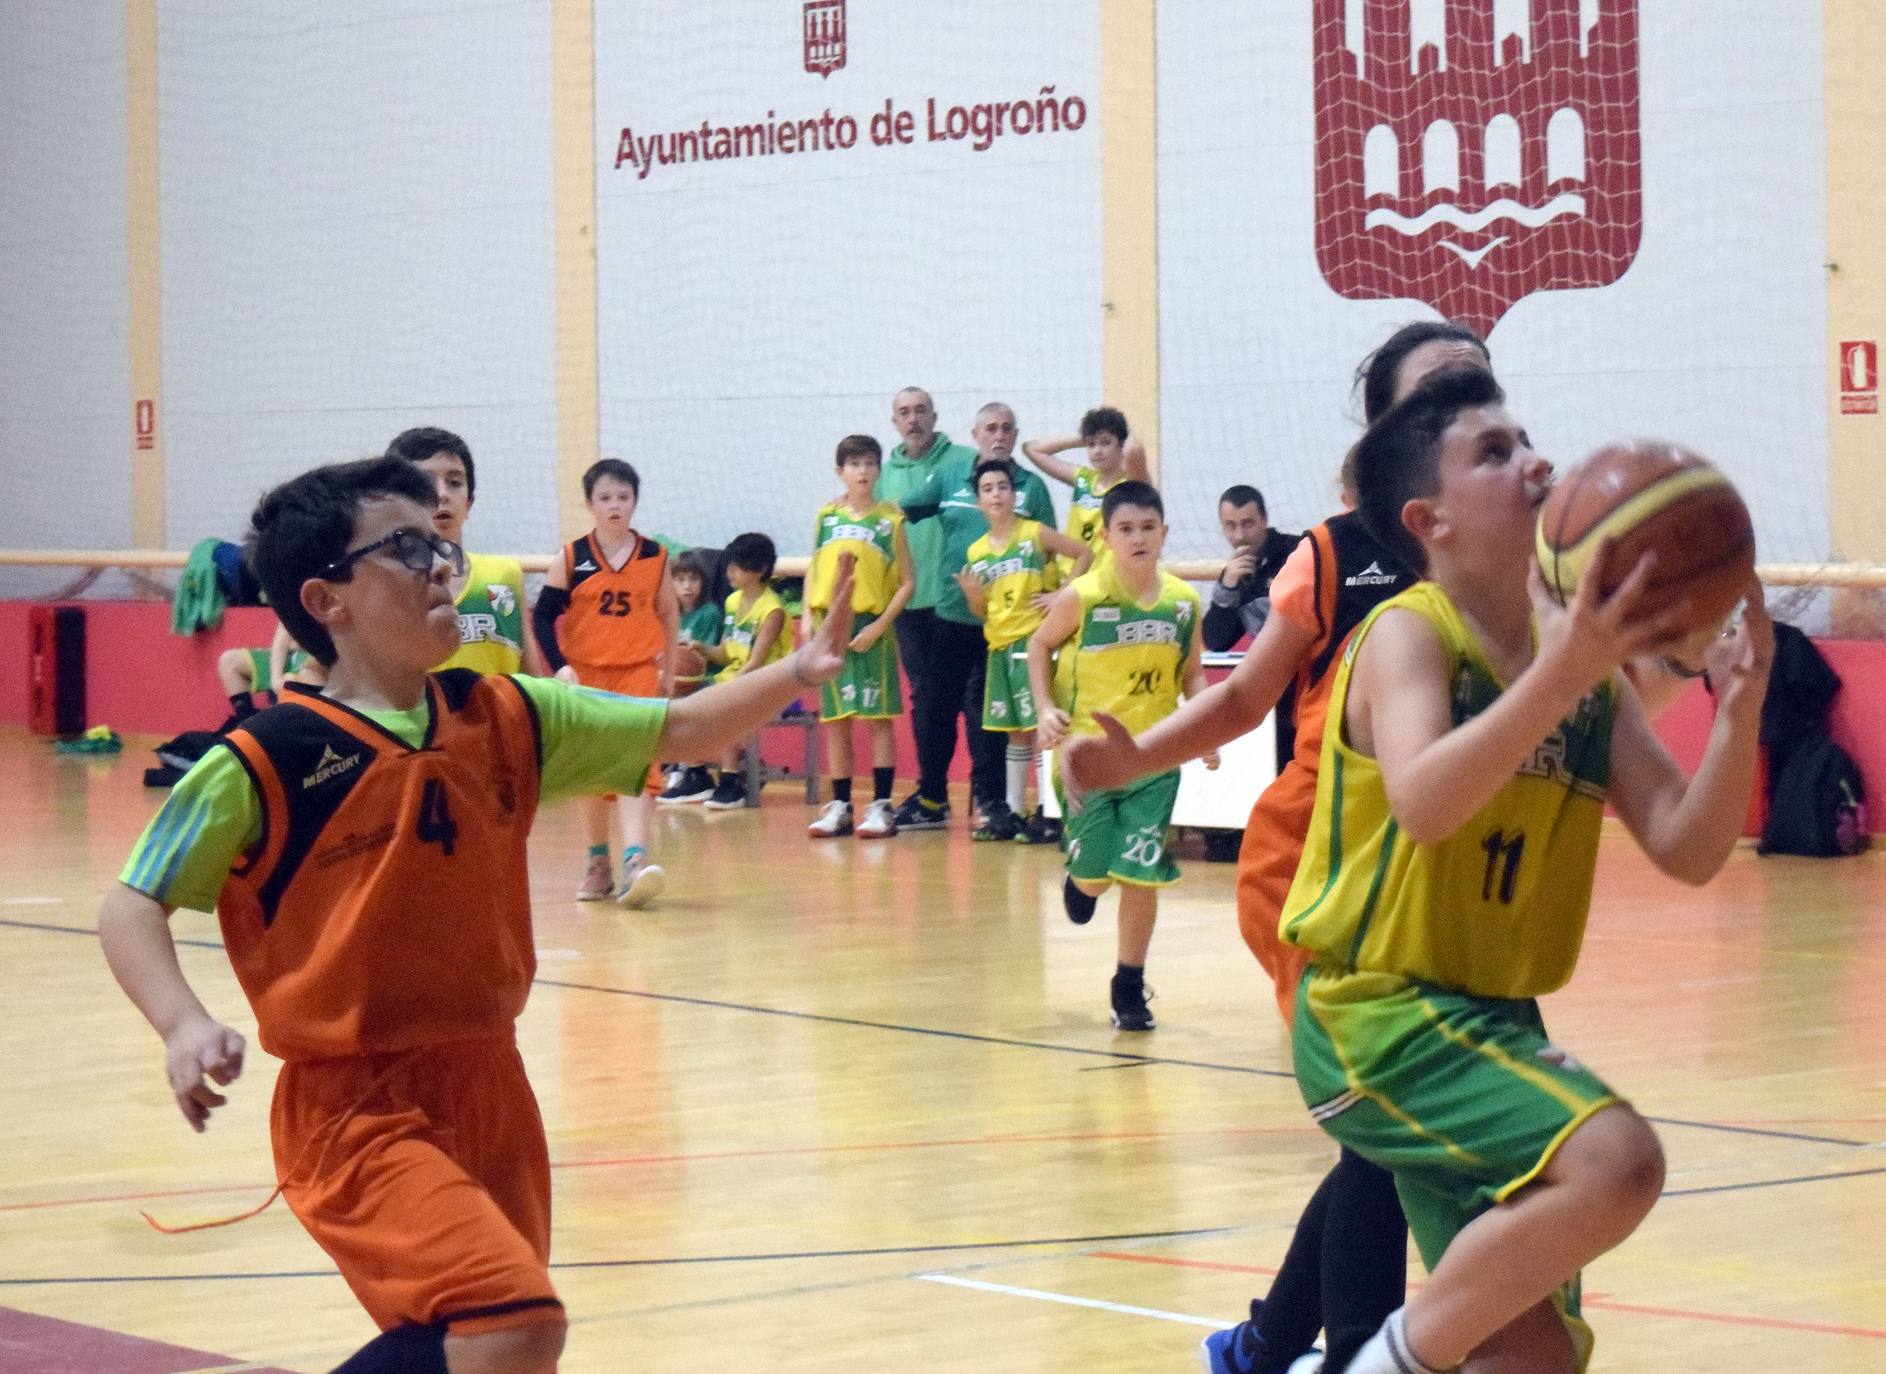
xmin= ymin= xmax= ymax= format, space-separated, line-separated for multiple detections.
xmin=531 ymin=977 xmax=1872 ymax=1147
xmin=1663 ymin=1164 xmax=1886 ymax=1199
xmin=1642 ymin=1117 xmax=1872 ymax=1149
xmin=534 ymin=976 xmax=1297 ymax=1079
xmin=0 ymin=915 xmax=224 ymax=952
xmin=0 ymin=1228 xmax=1234 ymax=1287
xmin=4 ymin=918 xmax=1871 ymax=1149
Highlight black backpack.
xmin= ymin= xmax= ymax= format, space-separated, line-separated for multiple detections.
xmin=144 ymin=729 xmax=224 ymax=788
xmin=1758 ymin=730 xmax=1869 ymax=857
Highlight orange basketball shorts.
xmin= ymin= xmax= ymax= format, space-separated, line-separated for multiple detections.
xmin=270 ymin=1036 xmax=562 ymax=1336
xmin=569 ymin=660 xmax=664 ymax=794
xmin=1235 ymin=761 xmax=1319 ymax=1031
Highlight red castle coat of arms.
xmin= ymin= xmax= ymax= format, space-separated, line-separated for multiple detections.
xmin=1313 ymin=0 xmax=1642 ymax=336
xmin=804 ymin=0 xmax=846 ymax=78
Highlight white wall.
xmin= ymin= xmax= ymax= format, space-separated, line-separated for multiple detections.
xmin=156 ymin=0 xmax=560 ymax=555
xmin=0 ymin=1 xmax=1836 ymax=581
xmin=1157 ymin=0 xmax=1828 ymax=566
xmin=0 ymin=7 xmax=132 ymax=552
xmin=594 ymin=0 xmax=1103 ymax=552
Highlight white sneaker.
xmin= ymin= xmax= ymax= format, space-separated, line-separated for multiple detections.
xmin=615 ymin=857 xmax=666 ymax=909
xmin=855 ymin=798 xmax=898 ymax=839
xmin=807 ymin=799 xmax=853 ymax=838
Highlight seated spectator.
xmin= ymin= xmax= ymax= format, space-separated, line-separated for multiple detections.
xmin=670 ymin=548 xmax=725 ymax=692
xmin=215 ymin=620 xmax=322 ymax=730
xmin=1202 ymin=484 xmax=1301 ymax=652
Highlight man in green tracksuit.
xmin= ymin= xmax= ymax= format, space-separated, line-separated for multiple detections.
xmin=887 ymin=393 xmax=1055 ymax=832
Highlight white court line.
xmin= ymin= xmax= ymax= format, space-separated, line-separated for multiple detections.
xmin=915 ymin=1272 xmax=1221 ymax=1328
xmin=2 ymin=896 xmax=60 ymax=906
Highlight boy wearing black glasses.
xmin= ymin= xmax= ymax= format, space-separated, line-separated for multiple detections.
xmin=99 ymin=457 xmax=857 ymax=1374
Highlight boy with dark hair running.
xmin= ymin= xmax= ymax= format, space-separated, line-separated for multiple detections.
xmin=1028 ymin=480 xmax=1213 ymax=1030
xmin=1285 ymin=368 xmax=1768 ymax=1372
xmin=101 ymin=455 xmax=859 ymax=1374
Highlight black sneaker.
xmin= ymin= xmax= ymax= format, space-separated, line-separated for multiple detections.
xmin=1110 ymin=975 xmax=1156 ymax=1031
xmin=702 ymin=775 xmax=749 ymax=810
xmin=972 ymin=800 xmax=1024 ymax=842
xmin=892 ymin=793 xmax=951 ymax=830
xmin=1062 ymin=875 xmax=1098 ymax=926
xmin=1015 ymin=811 xmax=1060 ymax=845
xmin=660 ymin=766 xmax=716 ymax=804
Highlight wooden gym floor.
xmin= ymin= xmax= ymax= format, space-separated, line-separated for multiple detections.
xmin=2 ymin=728 xmax=1883 ymax=1372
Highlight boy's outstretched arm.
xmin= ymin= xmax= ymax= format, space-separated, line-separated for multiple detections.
xmin=660 ymin=561 xmax=856 ymax=759
xmin=1606 ymin=580 xmax=1773 ymax=884
xmin=99 ymin=885 xmax=245 ymax=1133
xmin=1360 ymin=551 xmax=1688 ymax=845
xmin=1064 ymin=608 xmax=1313 ymax=792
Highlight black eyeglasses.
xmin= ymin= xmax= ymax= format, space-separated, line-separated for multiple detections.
xmin=319 ymin=527 xmax=466 ymax=580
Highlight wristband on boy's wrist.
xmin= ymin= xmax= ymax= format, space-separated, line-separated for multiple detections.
xmin=792 ymin=649 xmax=815 ymax=686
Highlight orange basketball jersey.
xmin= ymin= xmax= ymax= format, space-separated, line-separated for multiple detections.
xmin=557 ymin=532 xmax=668 ymax=674
xmin=1236 ymin=512 xmax=1418 ymax=1025
xmin=216 ymin=671 xmax=542 ymax=1060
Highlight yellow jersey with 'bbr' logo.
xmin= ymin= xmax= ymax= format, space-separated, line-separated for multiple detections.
xmin=1279 ymin=581 xmax=1617 ymax=1000
xmin=438 ymin=552 xmax=527 ymax=675
xmin=807 ymin=500 xmax=904 ymax=616
xmin=964 ymin=518 xmax=1060 ymax=648
xmin=1053 ymin=562 xmax=1199 ymax=737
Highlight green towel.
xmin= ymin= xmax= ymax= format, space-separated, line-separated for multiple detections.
xmin=172 ymin=536 xmax=228 ymax=635
xmin=54 ymin=725 xmax=123 ymax=754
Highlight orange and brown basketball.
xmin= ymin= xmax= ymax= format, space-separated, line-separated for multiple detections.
xmin=671 ymin=643 xmax=708 ymax=685
xmin=1535 ymin=441 xmax=1755 ymax=635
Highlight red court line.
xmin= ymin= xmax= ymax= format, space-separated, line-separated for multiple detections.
xmin=0 ymin=1183 xmax=273 ymax=1215
xmin=3 ymin=1124 xmax=1319 ymax=1215
xmin=1086 ymin=1252 xmax=1886 ymax=1341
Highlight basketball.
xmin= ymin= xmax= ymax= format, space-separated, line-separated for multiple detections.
xmin=672 ymin=643 xmax=708 ymax=683
xmin=1535 ymin=441 xmax=1756 ymax=635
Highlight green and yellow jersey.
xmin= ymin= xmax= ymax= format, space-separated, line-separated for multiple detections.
xmin=1053 ymin=562 xmax=1200 ymax=737
xmin=1279 ymin=581 xmax=1617 ymax=1000
xmin=717 ymin=586 xmax=790 ymax=679
xmin=1071 ymin=464 xmax=1132 ymax=550
xmin=807 ymin=500 xmax=905 ymax=616
xmin=438 ymin=552 xmax=527 ymax=674
xmin=964 ymin=518 xmax=1060 ymax=648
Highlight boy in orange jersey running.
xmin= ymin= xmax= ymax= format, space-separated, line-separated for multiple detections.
xmin=531 ymin=458 xmax=680 ymax=907
xmin=100 ymin=456 xmax=858 ymax=1374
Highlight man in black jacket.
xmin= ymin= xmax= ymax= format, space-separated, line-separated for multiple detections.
xmin=1202 ymin=484 xmax=1300 ymax=652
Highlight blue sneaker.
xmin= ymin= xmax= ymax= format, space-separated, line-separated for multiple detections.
xmin=1202 ymin=1321 xmax=1323 ymax=1374
xmin=1199 ymin=1323 xmax=1253 ymax=1374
